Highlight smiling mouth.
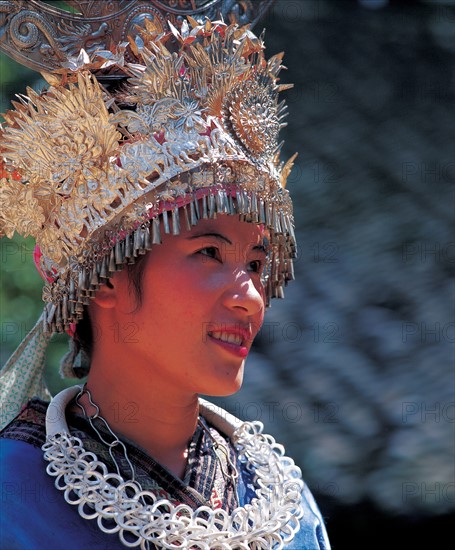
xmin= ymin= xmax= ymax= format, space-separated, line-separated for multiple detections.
xmin=208 ymin=331 xmax=244 ymax=346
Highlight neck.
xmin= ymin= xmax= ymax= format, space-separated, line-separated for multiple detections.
xmin=80 ymin=356 xmax=199 ymax=479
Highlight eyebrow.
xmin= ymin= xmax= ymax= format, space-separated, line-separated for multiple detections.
xmin=187 ymin=232 xmax=267 ymax=253
xmin=187 ymin=232 xmax=232 ymax=245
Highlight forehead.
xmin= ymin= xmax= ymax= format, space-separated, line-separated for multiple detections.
xmin=183 ymin=215 xmax=267 ymax=245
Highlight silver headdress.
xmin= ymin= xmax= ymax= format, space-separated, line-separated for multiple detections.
xmin=0 ymin=0 xmax=274 ymax=73
xmin=1 ymin=10 xmax=297 ymax=334
xmin=0 ymin=1 xmax=297 ymax=425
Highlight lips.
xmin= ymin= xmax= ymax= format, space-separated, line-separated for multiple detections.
xmin=209 ymin=331 xmax=244 ymax=346
xmin=207 ymin=325 xmax=251 ymax=345
xmin=207 ymin=325 xmax=252 ymax=358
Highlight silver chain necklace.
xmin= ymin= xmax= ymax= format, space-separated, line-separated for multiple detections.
xmin=42 ymin=385 xmax=304 ymax=549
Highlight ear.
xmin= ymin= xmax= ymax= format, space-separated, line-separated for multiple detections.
xmin=91 ymin=279 xmax=118 ymax=309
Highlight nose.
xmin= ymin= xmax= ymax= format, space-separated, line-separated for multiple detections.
xmin=222 ymin=269 xmax=265 ymax=318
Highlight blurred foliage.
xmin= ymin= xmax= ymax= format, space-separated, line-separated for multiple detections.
xmin=0 ymin=57 xmax=42 ymax=118
xmin=43 ymin=1 xmax=79 ymax=13
xmin=0 ymin=235 xmax=79 ymax=393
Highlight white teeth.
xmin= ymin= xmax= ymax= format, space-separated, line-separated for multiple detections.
xmin=210 ymin=331 xmax=243 ymax=346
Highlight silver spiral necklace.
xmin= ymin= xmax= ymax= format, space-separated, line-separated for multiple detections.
xmin=42 ymin=385 xmax=304 ymax=549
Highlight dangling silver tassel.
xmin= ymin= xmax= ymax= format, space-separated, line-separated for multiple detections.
xmin=228 ymin=192 xmax=235 ymax=215
xmin=236 ymin=191 xmax=242 ymax=215
xmin=115 ymin=240 xmax=124 ymax=266
xmin=215 ymin=189 xmax=227 ymax=214
xmin=280 ymin=212 xmax=288 ymax=234
xmin=45 ymin=302 xmax=57 ymax=326
xmin=152 ymin=217 xmax=161 ymax=244
xmin=277 ymin=210 xmax=283 ymax=234
xmin=223 ymin=189 xmax=230 ymax=213
xmin=124 ymin=234 xmax=132 ymax=260
xmin=193 ymin=196 xmax=200 ymax=221
xmin=265 ymin=203 xmax=272 ymax=227
xmin=143 ymin=224 xmax=152 ymax=250
xmin=172 ymin=207 xmax=180 ymax=235
xmin=251 ymin=192 xmax=259 ymax=223
xmin=85 ymin=268 xmax=92 ymax=293
xmin=215 ymin=190 xmax=223 ymax=213
xmin=239 ymin=191 xmax=245 ymax=214
xmin=202 ymin=194 xmax=208 ymax=219
xmin=251 ymin=192 xmax=258 ymax=213
xmin=162 ymin=209 xmax=170 ymax=234
xmin=244 ymin=194 xmax=252 ymax=222
xmin=278 ymin=244 xmax=285 ymax=276
xmin=133 ymin=227 xmax=143 ymax=256
xmin=259 ymin=199 xmax=266 ymax=224
xmin=55 ymin=302 xmax=63 ymax=332
xmin=190 ymin=200 xmax=198 ymax=226
xmin=274 ymin=254 xmax=280 ymax=283
xmin=90 ymin=266 xmax=99 ymax=288
xmin=246 ymin=193 xmax=252 ymax=217
xmin=241 ymin=191 xmax=248 ymax=215
xmin=99 ymin=256 xmax=108 ymax=279
xmin=62 ymin=295 xmax=69 ymax=322
xmin=209 ymin=193 xmax=216 ymax=218
xmin=109 ymin=248 xmax=116 ymax=273
xmin=182 ymin=204 xmax=191 ymax=232
xmin=78 ymin=268 xmax=87 ymax=292
xmin=287 ymin=259 xmax=295 ymax=281
xmin=270 ymin=252 xmax=277 ymax=286
xmin=271 ymin=205 xmax=278 ymax=233
xmin=69 ymin=277 xmax=76 ymax=302
xmin=288 ymin=217 xmax=296 ymax=242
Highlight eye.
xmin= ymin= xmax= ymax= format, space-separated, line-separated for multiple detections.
xmin=248 ymin=259 xmax=263 ymax=273
xmin=198 ymin=246 xmax=221 ymax=261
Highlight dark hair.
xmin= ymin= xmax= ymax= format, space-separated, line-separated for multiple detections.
xmin=75 ymin=253 xmax=149 ymax=356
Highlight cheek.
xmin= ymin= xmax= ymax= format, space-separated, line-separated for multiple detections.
xmin=145 ymin=268 xmax=207 ymax=319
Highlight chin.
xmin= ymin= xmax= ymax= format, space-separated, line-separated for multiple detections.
xmin=201 ymin=366 xmax=244 ymax=397
xmin=208 ymin=383 xmax=243 ymax=398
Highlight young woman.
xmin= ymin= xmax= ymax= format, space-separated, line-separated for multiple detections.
xmin=0 ymin=16 xmax=330 ymax=549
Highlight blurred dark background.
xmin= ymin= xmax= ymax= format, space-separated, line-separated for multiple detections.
xmin=1 ymin=1 xmax=454 ymax=548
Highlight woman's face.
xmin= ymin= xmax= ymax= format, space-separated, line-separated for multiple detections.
xmin=110 ymin=214 xmax=267 ymax=397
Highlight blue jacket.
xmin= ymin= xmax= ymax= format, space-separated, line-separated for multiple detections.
xmin=0 ymin=398 xmax=330 ymax=550
xmin=0 ymin=438 xmax=330 ymax=549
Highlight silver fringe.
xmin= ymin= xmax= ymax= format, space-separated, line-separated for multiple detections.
xmin=43 ymin=190 xmax=295 ymax=332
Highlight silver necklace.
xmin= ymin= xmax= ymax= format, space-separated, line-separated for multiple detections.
xmin=43 ymin=385 xmax=304 ymax=549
